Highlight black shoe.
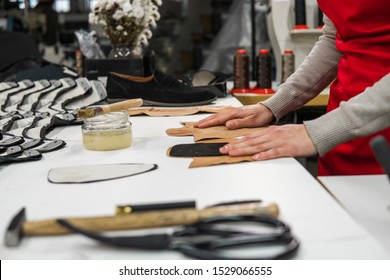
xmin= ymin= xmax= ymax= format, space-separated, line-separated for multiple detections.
xmin=106 ymin=71 xmax=218 ymax=107
xmin=189 ymin=70 xmax=232 ymax=98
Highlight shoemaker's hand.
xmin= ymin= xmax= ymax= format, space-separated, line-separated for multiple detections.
xmin=196 ymin=104 xmax=274 ymax=129
xmin=220 ymin=124 xmax=318 ymax=160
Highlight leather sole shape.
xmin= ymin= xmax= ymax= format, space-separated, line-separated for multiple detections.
xmin=168 ymin=143 xmax=227 ymax=157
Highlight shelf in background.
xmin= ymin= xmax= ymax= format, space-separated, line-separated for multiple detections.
xmin=290 ymin=28 xmax=323 ymax=40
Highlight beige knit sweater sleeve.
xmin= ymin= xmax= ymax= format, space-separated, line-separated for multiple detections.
xmin=261 ymin=15 xmax=341 ymax=119
xmin=261 ymin=16 xmax=390 ymax=156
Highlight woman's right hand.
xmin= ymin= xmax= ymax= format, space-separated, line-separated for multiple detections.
xmin=195 ymin=103 xmax=274 ymax=129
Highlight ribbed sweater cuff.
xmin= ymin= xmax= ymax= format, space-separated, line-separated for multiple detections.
xmin=303 ymin=108 xmax=356 ymax=156
xmin=260 ymin=91 xmax=296 ymax=121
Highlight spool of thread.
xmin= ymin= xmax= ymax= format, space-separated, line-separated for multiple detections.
xmin=253 ymin=49 xmax=274 ymax=94
xmin=294 ymin=0 xmax=309 ymax=30
xmin=281 ymin=50 xmax=295 ymax=84
xmin=231 ymin=49 xmax=251 ymax=94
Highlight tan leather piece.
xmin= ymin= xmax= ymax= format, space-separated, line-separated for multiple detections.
xmin=166 ymin=122 xmax=261 ymax=168
xmin=193 ymin=127 xmax=263 ymax=141
xmin=166 ymin=122 xmax=264 ymax=141
xmin=165 ymin=126 xmax=195 ymax=136
xmin=128 ymin=106 xmax=233 ymax=117
xmin=166 ymin=146 xmax=174 ymax=157
xmin=189 ymin=156 xmax=254 ymax=168
xmin=129 ymin=107 xmax=198 ymax=116
xmin=196 ymin=138 xmax=234 ymax=143
xmin=180 ymin=122 xmax=196 ymax=127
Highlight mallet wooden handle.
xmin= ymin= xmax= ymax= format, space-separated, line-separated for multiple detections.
xmin=22 ymin=202 xmax=279 ymax=236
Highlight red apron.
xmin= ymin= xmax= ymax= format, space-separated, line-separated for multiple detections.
xmin=316 ymin=0 xmax=390 ymax=175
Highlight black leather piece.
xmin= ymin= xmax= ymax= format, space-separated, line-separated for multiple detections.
xmin=22 ymin=115 xmax=80 ymax=140
xmin=0 ymin=82 xmax=18 ymax=92
xmin=0 ymin=81 xmax=35 ymax=112
xmin=58 ymin=84 xmax=93 ymax=111
xmin=106 ymin=71 xmax=218 ymax=107
xmin=20 ymin=138 xmax=44 ymax=150
xmin=0 ymin=135 xmax=24 ymax=147
xmin=0 ymin=111 xmax=20 ymax=120
xmin=1 ymin=80 xmax=51 ymax=111
xmin=2 ymin=145 xmax=23 ymax=156
xmin=37 ymin=139 xmax=66 ymax=153
xmin=0 ymin=115 xmax=23 ymax=132
xmin=169 ymin=143 xmax=227 ymax=157
xmin=0 ymin=149 xmax=42 ymax=164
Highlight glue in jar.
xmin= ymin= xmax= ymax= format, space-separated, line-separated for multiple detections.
xmin=81 ymin=111 xmax=132 ymax=151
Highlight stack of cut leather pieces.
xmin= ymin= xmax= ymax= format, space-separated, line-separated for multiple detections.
xmin=166 ymin=122 xmax=264 ymax=168
xmin=128 ymin=105 xmax=233 ymax=117
xmin=0 ymin=77 xmax=107 ymax=164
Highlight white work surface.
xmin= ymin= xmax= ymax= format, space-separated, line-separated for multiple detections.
xmin=318 ymin=175 xmax=390 ymax=253
xmin=0 ymin=96 xmax=389 ymax=260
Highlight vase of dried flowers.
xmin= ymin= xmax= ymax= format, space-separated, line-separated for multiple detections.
xmin=89 ymin=0 xmax=162 ymax=59
xmin=109 ymin=44 xmax=142 ymax=59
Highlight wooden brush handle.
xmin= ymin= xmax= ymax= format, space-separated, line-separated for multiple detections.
xmin=101 ymin=99 xmax=143 ymax=114
xmin=22 ymin=202 xmax=279 ymax=236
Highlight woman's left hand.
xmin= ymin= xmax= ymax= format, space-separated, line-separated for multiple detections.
xmin=220 ymin=124 xmax=318 ymax=160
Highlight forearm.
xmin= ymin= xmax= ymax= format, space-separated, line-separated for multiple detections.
xmin=304 ymin=73 xmax=390 ymax=156
xmin=262 ymin=16 xmax=342 ymax=120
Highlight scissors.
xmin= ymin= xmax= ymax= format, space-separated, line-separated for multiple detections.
xmin=57 ymin=214 xmax=299 ymax=260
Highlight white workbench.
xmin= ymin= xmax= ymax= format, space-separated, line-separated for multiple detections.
xmin=0 ymin=96 xmax=388 ymax=259
xmin=318 ymin=175 xmax=390 ymax=253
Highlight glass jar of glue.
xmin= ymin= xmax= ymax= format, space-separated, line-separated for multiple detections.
xmin=81 ymin=111 xmax=132 ymax=151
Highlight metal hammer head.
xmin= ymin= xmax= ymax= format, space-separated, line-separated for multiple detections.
xmin=5 ymin=208 xmax=26 ymax=247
